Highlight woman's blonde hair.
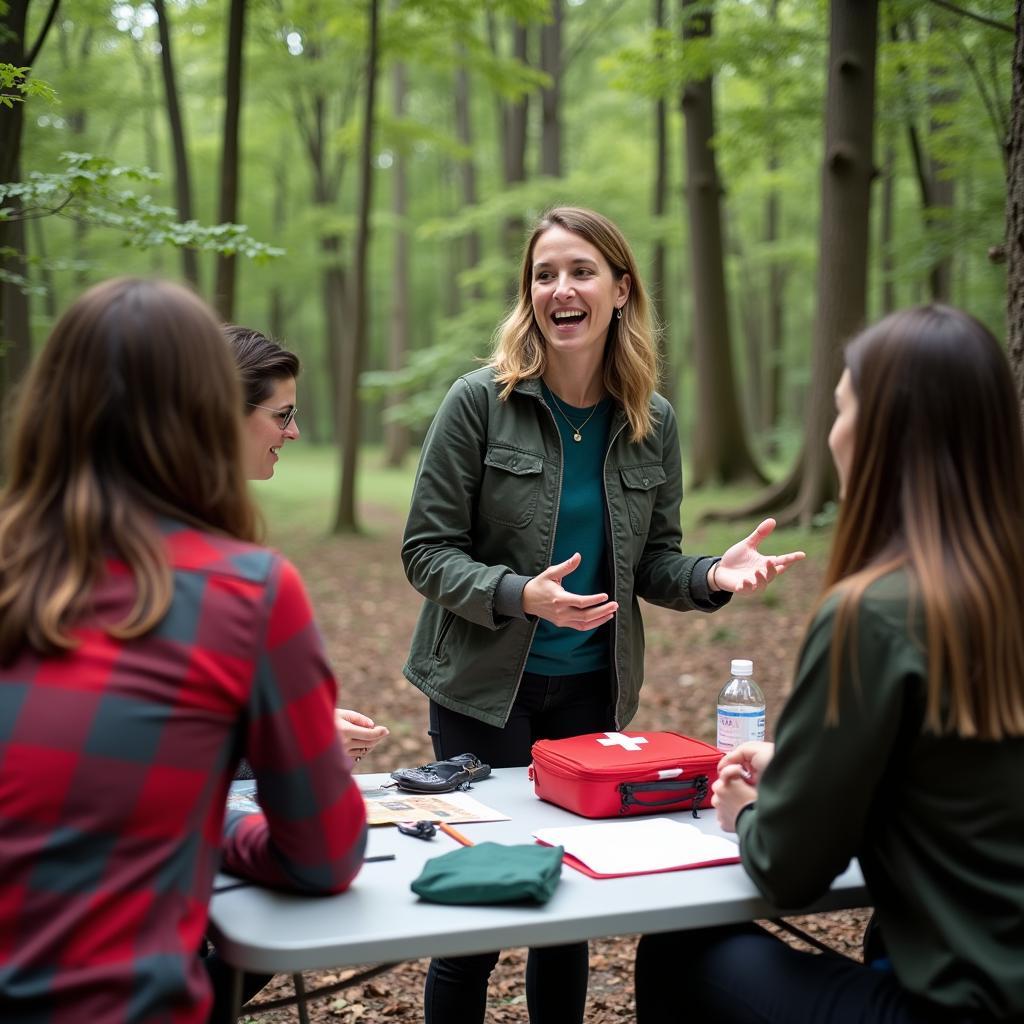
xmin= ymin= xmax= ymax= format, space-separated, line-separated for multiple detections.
xmin=822 ymin=305 xmax=1024 ymax=740
xmin=0 ymin=277 xmax=259 ymax=664
xmin=489 ymin=206 xmax=659 ymax=442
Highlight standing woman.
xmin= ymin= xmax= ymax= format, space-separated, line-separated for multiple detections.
xmin=402 ymin=206 xmax=803 ymax=1024
xmin=225 ymin=325 xmax=388 ymax=762
xmin=636 ymin=306 xmax=1024 ymax=1022
xmin=0 ymin=279 xmax=367 ymax=1023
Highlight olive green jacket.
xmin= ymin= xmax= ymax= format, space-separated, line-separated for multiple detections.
xmin=738 ymin=571 xmax=1024 ymax=1018
xmin=401 ymin=368 xmax=727 ymax=729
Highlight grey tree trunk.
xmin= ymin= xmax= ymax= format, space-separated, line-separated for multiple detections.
xmin=702 ymin=0 xmax=880 ymax=527
xmin=385 ymin=57 xmax=410 ymax=468
xmin=879 ymin=139 xmax=897 ymax=313
xmin=539 ymin=0 xmax=563 ymax=177
xmin=454 ymin=57 xmax=483 ymax=300
xmin=153 ymin=0 xmax=200 ymax=289
xmin=651 ymin=0 xmax=673 ymax=404
xmin=1007 ymin=0 xmax=1024 ymax=411
xmin=789 ymin=0 xmax=879 ymax=525
xmin=213 ymin=0 xmax=246 ymax=319
xmin=680 ymin=0 xmax=765 ymax=486
xmin=334 ymin=0 xmax=380 ymax=533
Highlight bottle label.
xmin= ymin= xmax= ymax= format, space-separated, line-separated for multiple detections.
xmin=716 ymin=706 xmax=766 ymax=751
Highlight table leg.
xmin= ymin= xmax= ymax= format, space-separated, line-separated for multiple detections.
xmin=292 ymin=973 xmax=311 ymax=1024
xmin=229 ymin=967 xmax=243 ymax=1022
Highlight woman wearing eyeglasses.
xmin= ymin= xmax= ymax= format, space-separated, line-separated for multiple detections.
xmin=223 ymin=324 xmax=389 ymax=764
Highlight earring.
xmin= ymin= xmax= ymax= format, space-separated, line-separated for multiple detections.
xmin=616 ymin=307 xmax=623 ymax=321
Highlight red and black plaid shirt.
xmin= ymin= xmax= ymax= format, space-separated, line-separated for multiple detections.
xmin=0 ymin=522 xmax=367 ymax=1022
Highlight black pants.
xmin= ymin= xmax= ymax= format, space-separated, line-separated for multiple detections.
xmin=635 ymin=924 xmax=988 ymax=1024
xmin=424 ymin=669 xmax=614 ymax=1024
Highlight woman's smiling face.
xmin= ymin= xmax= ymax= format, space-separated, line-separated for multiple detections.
xmin=242 ymin=375 xmax=299 ymax=480
xmin=530 ymin=225 xmax=630 ymax=362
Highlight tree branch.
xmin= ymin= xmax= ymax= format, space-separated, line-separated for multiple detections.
xmin=25 ymin=0 xmax=62 ymax=66
xmin=927 ymin=0 xmax=1013 ymax=34
xmin=950 ymin=31 xmax=1009 ymax=167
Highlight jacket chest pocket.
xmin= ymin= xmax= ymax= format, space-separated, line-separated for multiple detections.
xmin=619 ymin=464 xmax=666 ymax=535
xmin=479 ymin=446 xmax=546 ymax=528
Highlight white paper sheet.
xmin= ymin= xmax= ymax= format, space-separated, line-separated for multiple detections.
xmin=532 ymin=817 xmax=739 ymax=875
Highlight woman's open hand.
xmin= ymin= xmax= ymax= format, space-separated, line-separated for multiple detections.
xmin=711 ymin=518 xmax=805 ymax=595
xmin=522 ymin=552 xmax=618 ymax=630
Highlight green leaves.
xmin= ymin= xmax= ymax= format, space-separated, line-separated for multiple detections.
xmin=0 ymin=62 xmax=57 ymax=108
xmin=0 ymin=153 xmax=284 ymax=261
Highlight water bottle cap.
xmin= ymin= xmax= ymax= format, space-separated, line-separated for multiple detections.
xmin=730 ymin=659 xmax=753 ymax=676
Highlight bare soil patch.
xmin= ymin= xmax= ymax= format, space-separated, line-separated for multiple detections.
xmin=242 ymin=511 xmax=869 ymax=1022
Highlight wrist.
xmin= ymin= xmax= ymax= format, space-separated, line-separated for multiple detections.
xmin=709 ymin=560 xmax=721 ymax=592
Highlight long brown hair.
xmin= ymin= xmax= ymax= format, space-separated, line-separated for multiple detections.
xmin=823 ymin=305 xmax=1024 ymax=739
xmin=0 ymin=277 xmax=259 ymax=663
xmin=489 ymin=206 xmax=660 ymax=442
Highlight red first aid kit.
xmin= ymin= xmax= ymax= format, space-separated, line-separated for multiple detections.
xmin=529 ymin=731 xmax=722 ymax=819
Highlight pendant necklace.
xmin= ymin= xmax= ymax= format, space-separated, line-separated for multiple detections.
xmin=546 ymin=387 xmax=601 ymax=442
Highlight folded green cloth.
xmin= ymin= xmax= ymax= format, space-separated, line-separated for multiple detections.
xmin=410 ymin=842 xmax=564 ymax=905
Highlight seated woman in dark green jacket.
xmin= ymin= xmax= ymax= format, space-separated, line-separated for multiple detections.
xmin=402 ymin=206 xmax=805 ymax=1024
xmin=636 ymin=305 xmax=1024 ymax=1023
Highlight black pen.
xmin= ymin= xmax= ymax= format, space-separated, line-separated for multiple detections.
xmin=364 ymin=854 xmax=396 ymax=863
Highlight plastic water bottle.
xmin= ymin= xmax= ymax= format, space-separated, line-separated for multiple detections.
xmin=716 ymin=659 xmax=765 ymax=752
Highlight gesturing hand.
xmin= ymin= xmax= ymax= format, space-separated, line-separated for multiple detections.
xmin=522 ymin=552 xmax=618 ymax=631
xmin=712 ymin=518 xmax=805 ymax=595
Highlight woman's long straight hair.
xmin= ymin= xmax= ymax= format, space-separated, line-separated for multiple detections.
xmin=823 ymin=305 xmax=1024 ymax=739
xmin=490 ymin=206 xmax=660 ymax=442
xmin=0 ymin=278 xmax=259 ymax=664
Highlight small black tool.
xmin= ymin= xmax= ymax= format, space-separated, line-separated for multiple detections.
xmin=396 ymin=819 xmax=437 ymax=840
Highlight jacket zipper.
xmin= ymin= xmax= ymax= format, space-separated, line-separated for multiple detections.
xmin=602 ymin=415 xmax=628 ymax=728
xmin=501 ymin=392 xmax=564 ymax=726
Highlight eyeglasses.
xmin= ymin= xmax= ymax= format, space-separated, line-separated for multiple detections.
xmin=247 ymin=402 xmax=297 ymax=430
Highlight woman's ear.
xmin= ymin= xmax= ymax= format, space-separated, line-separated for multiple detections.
xmin=617 ymin=273 xmax=632 ymax=307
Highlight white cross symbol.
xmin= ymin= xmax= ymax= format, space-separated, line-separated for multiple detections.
xmin=596 ymin=732 xmax=649 ymax=752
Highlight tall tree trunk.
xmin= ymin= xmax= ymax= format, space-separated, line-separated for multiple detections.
xmin=762 ymin=0 xmax=784 ymax=441
xmin=702 ymin=0 xmax=879 ymax=526
xmin=61 ymin=18 xmax=92 ymax=289
xmin=1006 ymin=0 xmax=1024 ymax=412
xmin=213 ymin=0 xmax=246 ymax=319
xmin=539 ymin=0 xmax=563 ymax=177
xmin=879 ymin=138 xmax=897 ymax=313
xmin=651 ymin=0 xmax=673 ymax=404
xmin=334 ymin=0 xmax=380 ymax=533
xmin=0 ymin=0 xmax=60 ymax=411
xmin=926 ymin=15 xmax=955 ymax=303
xmin=680 ymin=0 xmax=765 ymax=486
xmin=153 ymin=0 xmax=200 ymax=289
xmin=789 ymin=0 xmax=879 ymax=524
xmin=385 ymin=56 xmax=410 ymax=468
xmin=131 ymin=32 xmax=164 ymax=275
xmin=503 ymin=21 xmax=530 ymax=278
xmin=454 ymin=57 xmax=483 ymax=301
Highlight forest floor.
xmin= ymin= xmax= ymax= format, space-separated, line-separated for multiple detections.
xmin=240 ymin=504 xmax=870 ymax=1023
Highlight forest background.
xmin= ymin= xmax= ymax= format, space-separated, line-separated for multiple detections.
xmin=2 ymin=1 xmax=1024 ymax=1021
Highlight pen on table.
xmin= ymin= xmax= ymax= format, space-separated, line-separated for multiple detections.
xmin=438 ymin=822 xmax=474 ymax=847
xmin=364 ymin=854 xmax=396 ymax=863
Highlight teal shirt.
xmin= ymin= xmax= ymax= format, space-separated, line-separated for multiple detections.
xmin=526 ymin=385 xmax=612 ymax=676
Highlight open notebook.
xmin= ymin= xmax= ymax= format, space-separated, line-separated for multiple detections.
xmin=533 ymin=817 xmax=740 ymax=879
